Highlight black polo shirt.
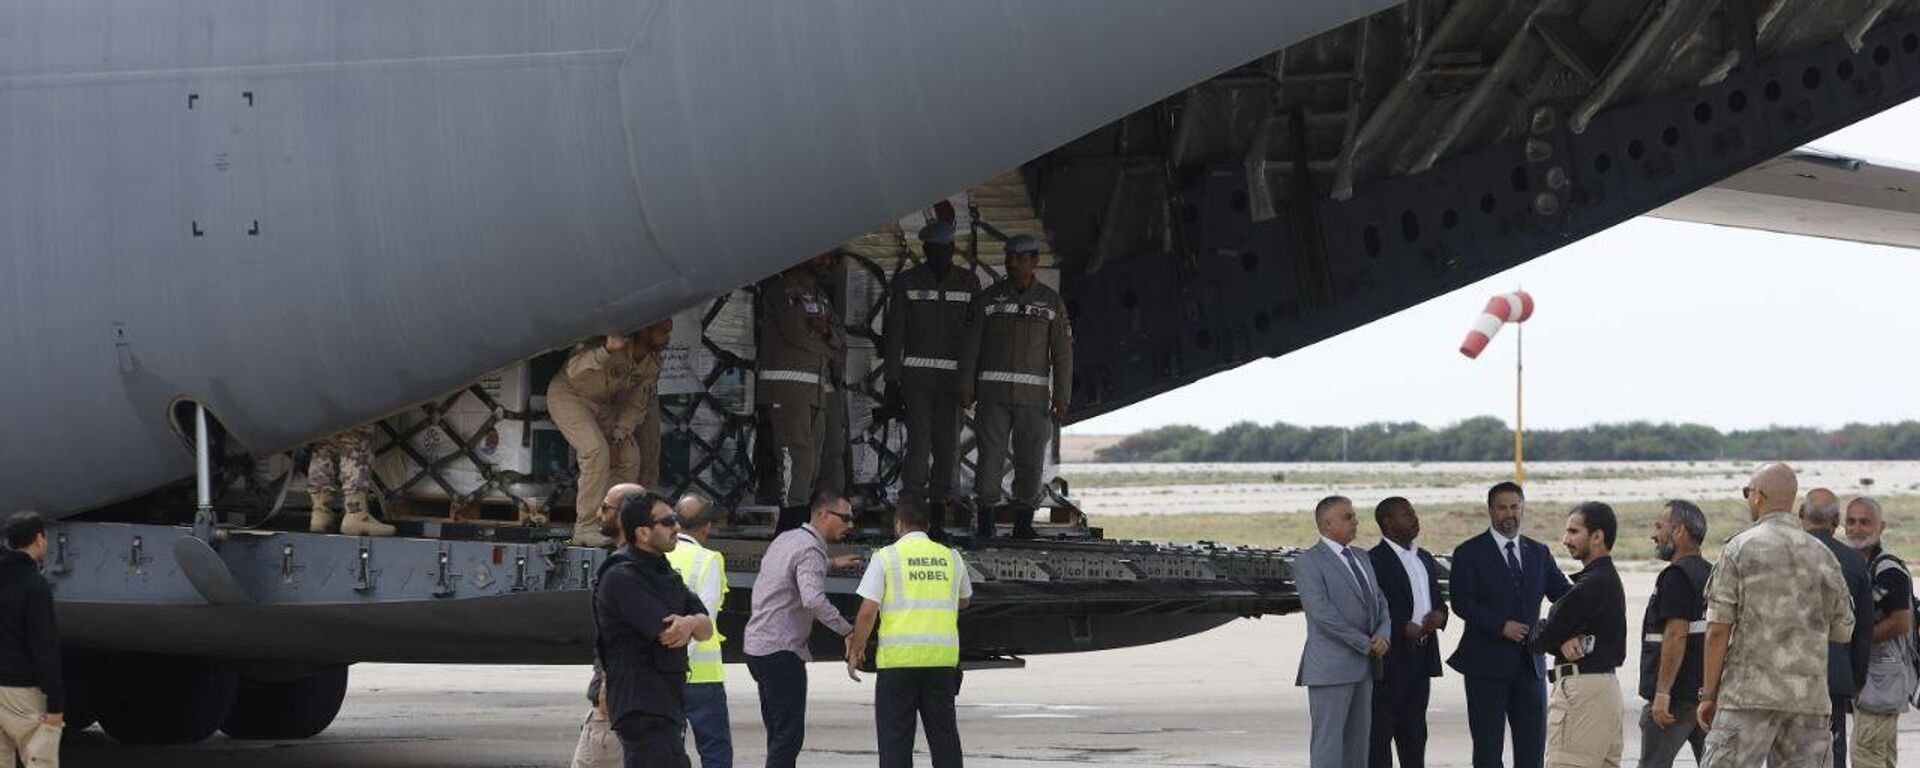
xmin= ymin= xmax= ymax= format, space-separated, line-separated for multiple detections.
xmin=594 ymin=546 xmax=708 ymax=730
xmin=1531 ymin=556 xmax=1627 ymax=674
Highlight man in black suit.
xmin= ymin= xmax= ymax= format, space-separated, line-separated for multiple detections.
xmin=1448 ymin=482 xmax=1572 ymax=768
xmin=1369 ymin=497 xmax=1447 ymax=768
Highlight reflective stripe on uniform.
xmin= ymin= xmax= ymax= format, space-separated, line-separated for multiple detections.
xmin=1642 ymin=620 xmax=1709 ymax=643
xmin=980 ymin=371 xmax=1050 ymax=387
xmin=759 ymin=370 xmax=822 ymax=385
xmin=883 ymin=632 xmax=961 ymax=646
xmin=903 ymin=357 xmax=959 ymax=371
xmin=906 ymin=290 xmax=973 ymax=303
xmin=984 ymin=303 xmax=1055 ymax=320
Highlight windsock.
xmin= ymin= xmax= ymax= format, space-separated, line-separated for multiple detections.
xmin=1459 ymin=291 xmax=1534 ymax=359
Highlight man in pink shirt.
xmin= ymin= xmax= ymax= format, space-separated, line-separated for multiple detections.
xmin=743 ymin=491 xmax=863 ymax=768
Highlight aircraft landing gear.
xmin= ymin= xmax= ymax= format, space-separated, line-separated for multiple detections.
xmin=221 ymin=663 xmax=349 ymax=740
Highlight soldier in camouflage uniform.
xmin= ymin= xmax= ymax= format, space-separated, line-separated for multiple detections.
xmin=307 ymin=425 xmax=395 ymax=536
xmin=958 ymin=234 xmax=1071 ymax=539
xmin=1697 ymin=462 xmax=1856 ymax=768
xmin=756 ymin=252 xmax=844 ymax=532
xmin=883 ymin=221 xmax=979 ymax=535
xmin=549 ymin=318 xmax=671 ymax=547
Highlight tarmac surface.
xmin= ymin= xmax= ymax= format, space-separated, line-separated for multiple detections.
xmin=62 ymin=569 xmax=1920 ymax=767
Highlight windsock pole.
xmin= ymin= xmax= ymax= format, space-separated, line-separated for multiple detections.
xmin=1458 ymin=289 xmax=1534 ymax=482
xmin=1514 ymin=319 xmax=1524 ymax=484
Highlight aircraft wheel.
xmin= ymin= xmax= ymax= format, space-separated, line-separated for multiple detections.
xmin=96 ymin=653 xmax=238 ymax=744
xmin=220 ymin=664 xmax=348 ymax=740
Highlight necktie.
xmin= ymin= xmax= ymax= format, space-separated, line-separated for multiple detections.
xmin=1505 ymin=541 xmax=1522 ymax=586
xmin=1342 ymin=547 xmax=1371 ymax=601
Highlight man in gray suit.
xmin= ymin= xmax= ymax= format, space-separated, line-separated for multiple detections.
xmin=1298 ymin=495 xmax=1392 ymax=768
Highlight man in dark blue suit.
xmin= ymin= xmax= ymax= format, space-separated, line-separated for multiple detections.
xmin=1448 ymin=482 xmax=1572 ymax=768
xmin=1369 ymin=497 xmax=1447 ymax=768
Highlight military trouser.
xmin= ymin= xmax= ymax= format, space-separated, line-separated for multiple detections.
xmin=550 ymin=389 xmax=647 ymax=522
xmin=816 ymin=384 xmax=848 ymax=498
xmin=972 ymin=400 xmax=1049 ymax=508
xmin=1700 ymin=709 xmax=1833 ymax=768
xmin=759 ymin=398 xmax=824 ymax=508
xmin=307 ymin=426 xmax=376 ymax=497
xmin=900 ymin=388 xmax=963 ymax=501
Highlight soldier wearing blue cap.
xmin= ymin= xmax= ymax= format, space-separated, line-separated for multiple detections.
xmin=958 ymin=234 xmax=1071 ymax=539
xmin=882 ymin=221 xmax=981 ymax=536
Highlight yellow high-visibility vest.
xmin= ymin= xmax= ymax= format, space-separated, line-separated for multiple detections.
xmin=875 ymin=533 xmax=961 ymax=669
xmin=667 ymin=536 xmax=729 ymax=684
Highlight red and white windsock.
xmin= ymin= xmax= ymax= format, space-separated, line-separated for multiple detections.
xmin=1459 ymin=291 xmax=1534 ymax=359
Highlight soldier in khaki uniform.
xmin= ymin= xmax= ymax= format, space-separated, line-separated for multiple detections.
xmin=757 ymin=252 xmax=844 ymax=532
xmin=958 ymin=235 xmax=1071 ymax=539
xmin=307 ymin=425 xmax=395 ymax=536
xmin=1697 ymin=462 xmax=1856 ymax=768
xmin=883 ymin=221 xmax=979 ymax=535
xmin=549 ymin=319 xmax=671 ymax=547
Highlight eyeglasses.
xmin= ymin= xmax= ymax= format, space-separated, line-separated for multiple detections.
xmin=825 ymin=510 xmax=854 ymax=525
xmin=649 ymin=513 xmax=682 ymax=528
xmin=1741 ymin=487 xmax=1756 ymax=499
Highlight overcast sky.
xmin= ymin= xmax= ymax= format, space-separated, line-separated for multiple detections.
xmin=1068 ymin=100 xmax=1920 ymax=436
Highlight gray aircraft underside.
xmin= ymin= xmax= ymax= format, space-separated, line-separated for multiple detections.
xmin=0 ymin=0 xmax=1402 ymax=518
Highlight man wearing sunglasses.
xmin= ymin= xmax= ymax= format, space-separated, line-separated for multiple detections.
xmin=595 ymin=491 xmax=714 ymax=768
xmin=744 ymin=491 xmax=864 ymax=768
xmin=575 ymin=482 xmax=647 ymax=768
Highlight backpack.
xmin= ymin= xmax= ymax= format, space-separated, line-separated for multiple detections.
xmin=1864 ymin=552 xmax=1920 ymax=711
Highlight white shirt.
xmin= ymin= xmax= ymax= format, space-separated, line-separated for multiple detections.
xmin=1489 ymin=527 xmax=1521 ymax=572
xmin=1321 ymin=537 xmax=1368 ymax=592
xmin=856 ymin=532 xmax=975 ymax=603
xmin=1385 ymin=539 xmax=1433 ymax=620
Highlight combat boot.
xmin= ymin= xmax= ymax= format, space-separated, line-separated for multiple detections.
xmin=975 ymin=503 xmax=1000 ymax=539
xmin=775 ymin=505 xmax=809 ymax=534
xmin=926 ymin=498 xmax=949 ymax=544
xmin=570 ymin=519 xmax=613 ymax=548
xmin=1011 ymin=505 xmax=1040 ymax=540
xmin=340 ymin=493 xmax=397 ymax=537
xmin=309 ymin=492 xmax=339 ymax=533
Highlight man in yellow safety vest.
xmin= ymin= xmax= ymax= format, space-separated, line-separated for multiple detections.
xmin=845 ymin=499 xmax=972 ymax=768
xmin=666 ymin=493 xmax=731 ymax=768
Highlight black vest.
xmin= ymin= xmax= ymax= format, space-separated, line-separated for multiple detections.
xmin=1639 ymin=555 xmax=1711 ymax=700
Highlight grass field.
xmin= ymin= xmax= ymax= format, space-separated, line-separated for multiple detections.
xmin=1063 ymin=463 xmax=1742 ymax=490
xmin=1090 ymin=495 xmax=1920 ymax=562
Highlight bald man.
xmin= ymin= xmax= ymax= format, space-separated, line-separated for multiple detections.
xmin=1801 ymin=487 xmax=1873 ymax=768
xmin=573 ymin=483 xmax=647 ymax=768
xmin=1697 ymin=464 xmax=1856 ymax=768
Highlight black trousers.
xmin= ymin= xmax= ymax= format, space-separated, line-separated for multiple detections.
xmin=1370 ymin=673 xmax=1431 ymax=768
xmin=1463 ymin=662 xmax=1545 ymax=768
xmin=1832 ymin=694 xmax=1852 ymax=768
xmin=617 ymin=714 xmax=691 ymax=768
xmin=876 ymin=667 xmax=964 ymax=768
xmin=746 ymin=651 xmax=808 ymax=768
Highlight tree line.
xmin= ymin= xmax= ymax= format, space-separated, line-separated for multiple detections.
xmin=1091 ymin=417 xmax=1920 ymax=463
